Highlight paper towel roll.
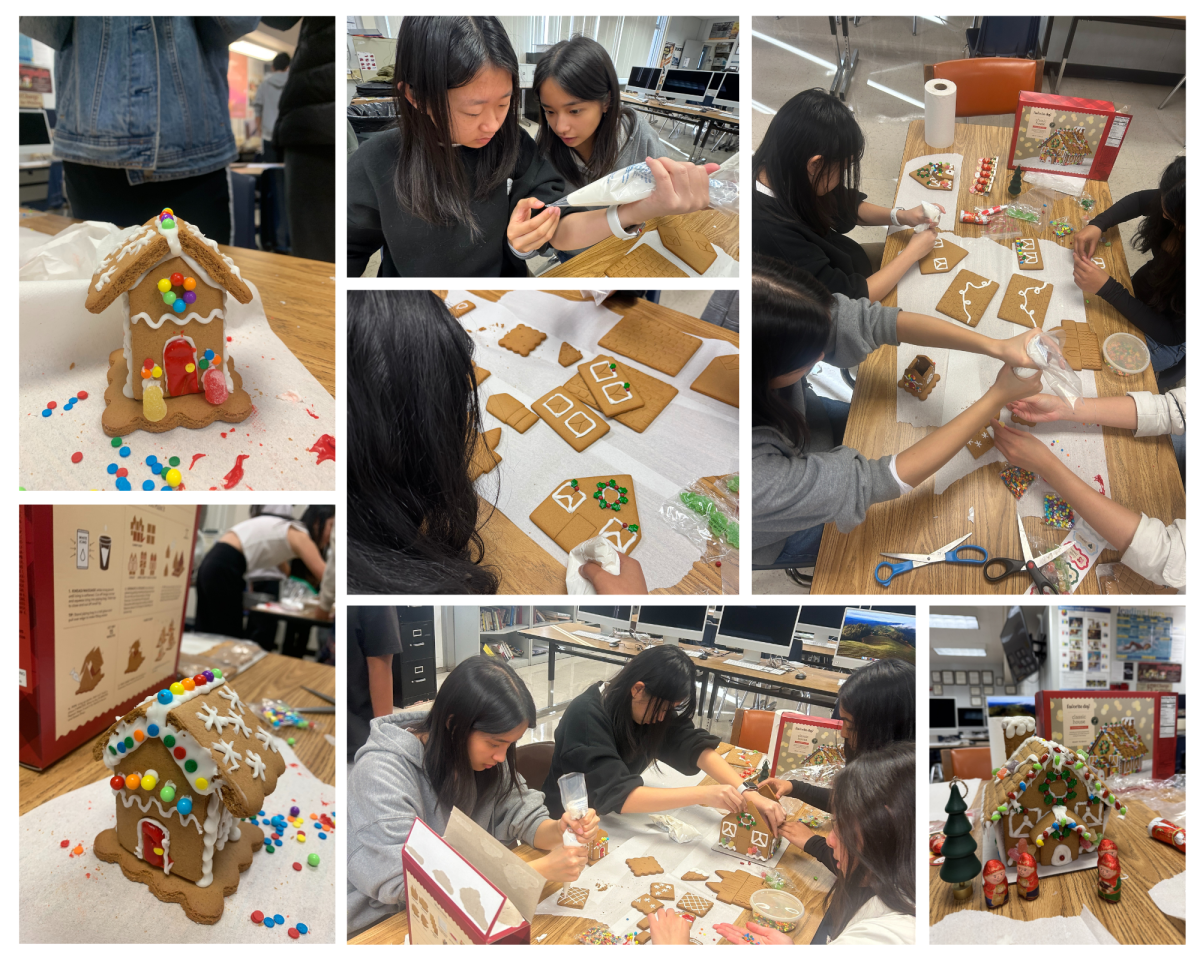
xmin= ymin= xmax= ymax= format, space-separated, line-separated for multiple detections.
xmin=924 ymin=78 xmax=957 ymax=148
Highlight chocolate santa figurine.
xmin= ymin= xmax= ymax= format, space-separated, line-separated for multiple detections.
xmin=1097 ymin=851 xmax=1122 ymax=903
xmin=1015 ymin=840 xmax=1039 ymax=901
xmin=982 ymin=859 xmax=1009 ymax=908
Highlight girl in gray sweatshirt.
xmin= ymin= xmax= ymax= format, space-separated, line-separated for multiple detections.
xmin=751 ymin=256 xmax=1043 ymax=568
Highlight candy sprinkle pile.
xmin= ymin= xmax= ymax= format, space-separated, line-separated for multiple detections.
xmin=1000 ymin=465 xmax=1037 ymax=499
xmin=1050 ymin=217 xmax=1074 ymax=238
xmin=1043 ymin=493 xmax=1075 ymax=529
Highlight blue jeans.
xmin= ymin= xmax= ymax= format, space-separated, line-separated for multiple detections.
xmin=774 ymin=525 xmax=823 ymax=566
xmin=1146 ymin=335 xmax=1185 ymax=373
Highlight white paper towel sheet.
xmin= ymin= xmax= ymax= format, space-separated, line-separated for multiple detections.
xmin=1149 ymin=870 xmax=1185 ymax=920
xmin=613 ymin=228 xmax=739 ymax=279
xmin=929 ymin=906 xmax=1118 ymax=945
xmin=19 ymin=745 xmax=335 ymax=942
xmin=454 ymin=290 xmax=738 ymax=592
xmin=19 ymin=224 xmax=335 ymax=491
xmin=886 ymin=153 xmax=963 ymax=235
xmin=894 ymin=234 xmax=1111 ymax=497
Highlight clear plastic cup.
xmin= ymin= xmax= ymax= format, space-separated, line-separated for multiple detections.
xmin=1103 ymin=332 xmax=1151 ymax=377
xmin=750 ymin=889 xmax=805 ymax=933
xmin=559 ymin=772 xmax=589 ymax=847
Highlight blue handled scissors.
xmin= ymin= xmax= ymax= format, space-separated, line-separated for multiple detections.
xmin=874 ymin=534 xmax=989 ymax=587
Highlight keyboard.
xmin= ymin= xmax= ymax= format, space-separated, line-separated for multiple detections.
xmin=722 ymin=659 xmax=790 ymax=676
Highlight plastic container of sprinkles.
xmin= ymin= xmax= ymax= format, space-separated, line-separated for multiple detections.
xmin=1102 ymin=333 xmax=1150 ymax=377
xmin=750 ymin=889 xmax=805 ymax=933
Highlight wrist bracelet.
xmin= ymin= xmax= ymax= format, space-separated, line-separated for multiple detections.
xmin=889 ymin=206 xmax=902 ymax=227
xmin=608 ymin=205 xmax=642 ymax=239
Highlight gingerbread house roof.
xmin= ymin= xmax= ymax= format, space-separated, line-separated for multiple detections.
xmin=801 ymin=744 xmax=845 ymax=766
xmin=1040 ymin=128 xmax=1092 ymax=156
xmin=988 ymin=735 xmax=1122 ymax=822
xmin=93 ymin=674 xmax=285 ymax=817
xmin=1089 ymin=718 xmax=1148 ymax=761
xmin=86 ymin=212 xmax=253 ymax=315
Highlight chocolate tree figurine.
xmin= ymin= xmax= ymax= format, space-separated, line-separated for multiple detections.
xmin=939 ymin=779 xmax=981 ymax=900
xmin=1008 ymin=165 xmax=1024 ymax=197
xmin=982 ymin=859 xmax=1009 ymax=908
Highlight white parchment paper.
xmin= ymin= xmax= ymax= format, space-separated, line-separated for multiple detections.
xmin=19 ymin=224 xmax=335 ymax=491
xmin=886 ymin=153 xmax=964 ymax=234
xmin=454 ymin=290 xmax=738 ymax=592
xmin=930 ymin=906 xmax=1118 ymax=945
xmin=19 ymin=744 xmax=335 ymax=942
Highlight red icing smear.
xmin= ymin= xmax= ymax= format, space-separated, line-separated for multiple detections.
xmin=1094 ymin=474 xmax=1106 ymax=495
xmin=306 ymin=407 xmax=319 ymax=419
xmin=308 ymin=434 xmax=335 ymax=465
xmin=189 ymin=453 xmax=206 ymax=471
xmin=222 ymin=454 xmax=250 ymax=489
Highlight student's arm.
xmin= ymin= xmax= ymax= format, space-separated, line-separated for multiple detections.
xmin=695 ymin=749 xmax=787 ymax=831
xmin=345 ymin=756 xmax=424 ymax=908
xmin=618 ymin=781 xmax=746 ymax=814
xmin=854 ymin=201 xmax=943 ymax=302
xmin=1072 ymin=249 xmax=1183 ymax=345
xmin=286 ymin=526 xmax=327 ymax=581
xmin=366 ymin=656 xmax=394 ymax=718
xmin=896 ymin=313 xmax=1035 ymax=367
xmin=760 ymin=778 xmax=832 ymax=812
xmin=346 ymin=144 xmax=387 ymax=277
xmin=1008 ymin=388 xmax=1185 ymax=436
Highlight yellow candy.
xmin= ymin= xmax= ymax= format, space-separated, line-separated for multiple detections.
xmin=298 ymin=834 xmax=306 ymax=843
xmin=141 ymin=773 xmax=157 ymax=790
xmin=195 ymin=777 xmax=209 ymax=790
xmin=152 ymin=365 xmax=163 ymax=378
xmin=165 ymin=468 xmax=182 ymax=487
xmin=143 ymin=383 xmax=166 ymax=422
xmin=153 ymin=847 xmax=164 ymax=856
xmin=162 ymin=207 xmax=174 ymax=215
xmin=170 ymin=682 xmax=184 ymax=696
xmin=185 ymin=363 xmax=195 ymax=373
xmin=157 ymin=278 xmax=172 ymax=293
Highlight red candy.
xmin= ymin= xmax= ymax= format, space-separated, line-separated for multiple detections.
xmin=71 ymin=451 xmax=83 ymax=464
xmin=173 ymin=746 xmax=186 ymax=759
xmin=292 ymin=862 xmax=302 ymax=871
xmin=288 ymin=928 xmax=300 ymax=939
xmin=77 ymin=390 xmax=88 ymax=400
xmin=251 ymin=910 xmax=265 ymax=924
xmin=193 ymin=673 xmax=208 ymax=687
xmin=61 ymin=839 xmax=70 ymax=848
xmin=109 ymin=775 xmax=124 ymax=790
xmin=203 ymin=366 xmax=229 ymax=405
xmin=170 ymin=272 xmax=184 ymax=286
xmin=47 ymin=401 xmax=56 ymax=409
xmin=144 ymin=358 xmax=154 ymax=370
xmin=715 ymin=560 xmax=722 ymax=568
xmin=116 ymin=468 xmax=128 ymax=478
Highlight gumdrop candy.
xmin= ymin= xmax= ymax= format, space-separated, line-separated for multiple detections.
xmin=143 ymin=382 xmax=167 ymax=422
xmin=203 ymin=366 xmax=229 ymax=405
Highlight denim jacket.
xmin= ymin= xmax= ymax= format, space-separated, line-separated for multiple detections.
xmin=21 ymin=17 xmax=259 ymax=183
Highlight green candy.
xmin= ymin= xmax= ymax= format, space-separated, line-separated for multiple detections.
xmin=725 ymin=475 xmax=740 ymax=493
xmin=160 ymin=784 xmax=176 ymax=803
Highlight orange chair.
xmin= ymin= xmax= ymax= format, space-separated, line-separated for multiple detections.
xmin=923 ymin=58 xmax=1044 ymax=117
xmin=731 ymin=708 xmax=775 ymax=755
xmin=949 ymin=747 xmax=993 ymax=780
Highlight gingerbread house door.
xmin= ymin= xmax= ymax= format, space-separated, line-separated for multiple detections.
xmin=163 ymin=336 xmax=200 ymax=396
xmin=139 ymin=819 xmax=173 ymax=871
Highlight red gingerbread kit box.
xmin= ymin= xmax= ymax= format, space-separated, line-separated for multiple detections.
xmin=769 ymin=712 xmax=845 ymax=781
xmin=1007 ymin=92 xmax=1118 ymax=180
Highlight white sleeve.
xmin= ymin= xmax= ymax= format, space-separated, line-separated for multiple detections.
xmin=887 ymin=455 xmax=914 ymax=495
xmin=1120 ymin=516 xmax=1186 ymax=590
xmin=1129 ymin=387 xmax=1186 ymax=437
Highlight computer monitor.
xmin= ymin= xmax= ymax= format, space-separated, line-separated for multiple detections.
xmin=715 ymin=606 xmax=800 ymax=657
xmin=713 ymin=72 xmax=739 ymax=109
xmin=957 ymin=706 xmax=985 ymax=729
xmin=930 ymin=698 xmax=957 ymax=729
xmin=576 ymin=605 xmax=633 ymax=637
xmin=832 ymin=607 xmax=917 ymax=671
xmin=987 ymin=696 xmax=1036 ymax=719
xmin=659 ymin=68 xmax=713 ymax=105
xmin=20 ymin=108 xmax=52 ymax=158
xmin=626 ymin=66 xmax=662 ymax=98
xmin=635 ymin=606 xmax=707 ymax=643
xmin=705 ymin=71 xmax=724 ymax=93
xmin=795 ymin=606 xmax=844 ymax=649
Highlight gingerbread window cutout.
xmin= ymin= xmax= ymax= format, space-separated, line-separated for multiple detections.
xmin=934 ymin=258 xmax=948 ymax=271
xmin=751 ymin=830 xmax=770 ymax=848
xmin=721 ymin=821 xmax=737 ymax=838
xmin=542 ymin=393 xmax=573 ymax=417
xmin=601 ymin=382 xmax=634 ymax=404
xmin=552 ymin=482 xmax=587 ymax=513
xmin=599 ymin=517 xmax=639 ymax=552
xmin=588 ymin=360 xmax=618 ymax=383
xmin=565 ymin=411 xmax=597 ymax=438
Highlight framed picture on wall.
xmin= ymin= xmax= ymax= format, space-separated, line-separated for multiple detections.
xmin=984 ymin=686 xmax=994 ymax=695
xmin=982 ymin=670 xmax=995 ymax=685
xmin=932 ymin=671 xmax=942 ymax=684
xmin=932 ymin=684 xmax=943 ymax=695
xmin=970 ymin=696 xmax=982 ymax=707
xmin=942 ymin=671 xmax=955 ymax=684
xmin=968 ymin=671 xmax=981 ymax=684
xmin=955 ymin=671 xmax=968 ymax=685
xmin=970 ymin=686 xmax=981 ymax=695
xmin=1005 ymin=685 xmax=1017 ymax=694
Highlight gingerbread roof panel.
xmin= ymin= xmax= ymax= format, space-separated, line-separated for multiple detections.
xmin=529 ymin=474 xmax=641 ymax=556
xmin=988 ymin=736 xmax=1121 ymax=822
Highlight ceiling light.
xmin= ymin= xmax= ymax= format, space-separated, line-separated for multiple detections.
xmin=230 ymin=41 xmax=280 ymax=61
xmin=933 ymin=647 xmax=988 ymax=657
xmin=930 ymin=614 xmax=980 ymax=629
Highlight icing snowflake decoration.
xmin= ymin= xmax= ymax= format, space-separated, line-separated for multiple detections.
xmin=255 ymin=727 xmax=283 ymax=753
xmin=213 ymin=739 xmax=242 ymax=771
xmin=217 ymin=685 xmax=246 ymax=714
xmin=244 ymin=750 xmax=267 ymax=780
xmin=196 ymin=702 xmax=231 ymax=733
xmin=223 ymin=711 xmax=252 ymax=738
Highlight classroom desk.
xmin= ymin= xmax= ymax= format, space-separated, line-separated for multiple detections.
xmin=19 ymin=212 xmax=336 ymax=396
xmin=19 ymin=652 xmax=335 ymax=816
xmin=350 ymin=741 xmax=835 ymax=945
xmin=929 ymin=773 xmax=1185 ymax=944
xmin=1042 ymin=17 xmax=1187 ymax=96
xmin=810 ymin=120 xmax=1185 ymax=595
xmin=470 ymin=292 xmax=739 ymax=595
xmin=621 ymin=93 xmax=741 ymax=162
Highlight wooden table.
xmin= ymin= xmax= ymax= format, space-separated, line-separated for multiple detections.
xmin=811 ymin=121 xmax=1185 ymax=594
xmin=471 ymin=292 xmax=739 ymax=595
xmin=930 ymin=777 xmax=1185 ymax=943
xmin=351 ymin=741 xmax=834 ymax=945
xmin=19 ymin=652 xmax=335 ymax=815
xmin=19 ymin=212 xmax=335 ymax=395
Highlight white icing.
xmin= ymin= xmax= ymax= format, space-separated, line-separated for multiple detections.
xmin=196 ymin=703 xmax=230 ymax=733
xmin=94 ymin=263 xmax=119 ymax=292
xmin=131 ymin=252 xmax=226 ymax=300
xmin=933 ymin=258 xmax=948 ymax=271
xmin=118 ymin=789 xmax=202 ymax=832
xmin=588 ymin=360 xmax=618 ymax=383
xmin=1003 ymin=716 xmax=1037 ymax=739
xmin=177 ymin=217 xmax=243 ymax=279
xmin=551 ymin=482 xmax=586 ymax=513
xmin=218 ymin=686 xmax=246 ymax=714
xmin=229 ymin=820 xmax=242 ymax=842
xmin=1008 ymin=810 xmax=1035 ymax=837
xmin=195 ymin=792 xmax=223 ymax=888
xmin=750 ymin=830 xmax=770 ymax=848
xmin=564 ymin=411 xmax=598 ymax=438
xmin=224 ymin=711 xmax=251 ymax=738
xmin=598 ymin=516 xmax=638 ymax=553
xmin=255 ymin=728 xmax=282 ymax=753
xmin=155 ymin=216 xmax=183 ymax=257
xmin=130 ymin=307 xmax=224 ymax=329
xmin=959 ymin=279 xmax=994 ymax=324
xmin=244 ymin=750 xmax=267 ymax=780
xmin=541 ymin=393 xmax=574 ymax=417
xmin=1017 ymin=280 xmax=1050 ymax=326
xmin=213 ymin=738 xmax=242 ymax=771
xmin=134 ymin=817 xmax=172 ymax=875
xmin=601 ymin=382 xmax=634 ymax=404
xmin=122 ymin=300 xmax=135 ymax=399
xmin=222 ymin=358 xmax=234 ymax=392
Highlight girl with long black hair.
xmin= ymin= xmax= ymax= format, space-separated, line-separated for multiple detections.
xmin=346 ymin=656 xmax=600 ymax=937
xmin=753 ymin=88 xmax=944 ymax=303
xmin=346 ymin=17 xmax=713 ymax=277
xmin=1071 ymin=155 xmax=1185 ymax=373
xmin=542 ymin=645 xmax=786 ymax=830
xmin=751 ymin=256 xmax=1042 ymax=576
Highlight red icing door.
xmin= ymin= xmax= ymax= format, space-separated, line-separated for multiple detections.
xmin=163 ymin=337 xmax=200 ymax=396
xmin=141 ymin=821 xmax=172 ymax=870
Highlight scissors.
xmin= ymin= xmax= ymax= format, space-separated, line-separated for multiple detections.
xmin=983 ymin=517 xmax=1073 ymax=594
xmin=874 ymin=534 xmax=988 ymax=587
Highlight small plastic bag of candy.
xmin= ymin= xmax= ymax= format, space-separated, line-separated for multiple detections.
xmin=1075 ymin=193 xmax=1098 ymax=218
xmin=983 ymin=214 xmax=1022 ymax=241
xmin=648 ymin=813 xmax=701 ymax=843
xmin=1050 ymin=217 xmax=1075 ymax=238
xmin=1005 ymin=203 xmax=1041 ymax=226
xmin=660 ymin=478 xmax=740 ymax=558
xmin=250 ymin=698 xmax=310 ymax=729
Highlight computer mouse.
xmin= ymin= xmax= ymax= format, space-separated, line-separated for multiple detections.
xmin=794 ymin=671 xmax=806 ymax=679
xmin=699 ymin=653 xmax=708 ymax=660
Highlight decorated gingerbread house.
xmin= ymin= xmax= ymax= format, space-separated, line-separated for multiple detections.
xmin=801 ymin=744 xmax=846 ymax=767
xmin=1038 ymin=127 xmax=1093 ymax=166
xmin=715 ymin=784 xmax=781 ymax=862
xmin=92 ymin=671 xmax=286 ymax=923
xmin=986 ymin=735 xmax=1124 ymax=869
xmin=1086 ymin=718 xmax=1148 ymax=778
xmin=85 ymin=209 xmax=254 ymax=436
xmin=588 ymin=828 xmax=610 ymax=864
xmin=1000 ymin=716 xmax=1038 ymax=760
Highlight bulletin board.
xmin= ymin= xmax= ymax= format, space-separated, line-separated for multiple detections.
xmin=1115 ymin=611 xmax=1174 ymax=661
xmin=1056 ymin=606 xmax=1111 ymax=690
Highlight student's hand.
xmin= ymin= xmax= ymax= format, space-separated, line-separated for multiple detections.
xmin=992 ymin=329 xmax=1038 ymax=369
xmin=1007 ymin=393 xmax=1073 ymax=423
xmin=647 ymin=908 xmax=693 ymax=945
xmin=1074 ymin=223 xmax=1103 ymax=259
xmin=531 ymin=841 xmax=590 ymax=882
xmin=988 ymin=363 xmax=1042 ymax=404
xmin=712 ymin=921 xmax=795 ymax=945
xmin=744 ymin=791 xmax=787 ymax=833
xmin=779 ymin=819 xmax=815 ymax=849
xmin=760 ymin=777 xmax=793 ymax=798
xmin=580 ymin=552 xmax=648 ymax=594
xmin=990 ymin=419 xmax=1056 ymax=474
xmin=904 ymin=226 xmax=940 ymax=260
xmin=1072 ymin=247 xmax=1109 ymax=295
xmin=559 ymin=807 xmax=600 ymax=845
xmin=898 ymin=202 xmax=945 ymax=228
xmin=620 ymin=157 xmax=717 ymax=221
xmin=507 ymin=197 xmax=562 ymax=254
xmin=698 ymin=783 xmax=747 ymax=813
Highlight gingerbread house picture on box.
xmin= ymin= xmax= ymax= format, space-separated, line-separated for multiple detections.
xmin=715 ymin=783 xmax=781 ymax=862
xmin=85 ymin=209 xmax=254 ymax=436
xmin=92 ymin=670 xmax=286 ymax=923
xmin=1086 ymin=718 xmax=1148 ymax=778
xmin=986 ymin=735 xmax=1125 ymax=870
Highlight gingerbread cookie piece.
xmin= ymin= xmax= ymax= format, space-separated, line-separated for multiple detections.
xmin=1057 ymin=319 xmax=1102 ymax=371
xmin=918 ymin=235 xmax=969 ymax=275
xmin=599 ymin=314 xmax=702 ymax=377
xmin=631 ymin=894 xmax=664 ymax=915
xmin=467 ymin=427 xmax=502 ymax=481
xmin=689 ymin=354 xmax=739 ymax=407
xmin=605 ymin=244 xmax=688 ymax=279
xmin=530 ymin=475 xmax=641 ymax=556
xmin=898 ymin=354 xmax=940 ymax=401
xmin=936 ymin=270 xmax=1000 ymax=328
xmin=637 ymin=917 xmax=651 ymax=931
xmin=472 ymin=363 xmax=491 ymax=387
xmin=636 ymin=931 xmax=652 ymax=944
xmin=1011 ymin=412 xmax=1037 ymax=427
xmin=650 ymin=883 xmax=675 ymax=901
xmin=559 ymin=342 xmax=584 ymax=367
xmin=910 ymin=160 xmax=955 ymax=191
xmin=498 ymin=323 xmax=547 ymax=357
xmin=558 ymin=886 xmax=590 ymax=909
xmin=997 ymin=276 xmax=1054 ymax=329
xmin=485 ymin=393 xmax=539 ymax=433
xmin=578 ymin=354 xmax=646 ymax=417
xmin=965 ymin=419 xmax=998 ymax=460
xmin=706 ymin=869 xmax=766 ymax=909
xmin=626 ymin=857 xmax=665 ymax=877
xmin=681 ymin=871 xmax=710 ymax=882
xmin=562 ymin=364 xmax=678 ymax=433
xmin=448 ymin=300 xmax=476 ymax=318
xmin=1014 ymin=237 xmax=1043 ymax=271
xmin=677 ymin=893 xmax=714 ymax=917
xmin=532 ymin=387 xmax=610 ymax=452
xmin=658 ymin=222 xmax=717 ymax=274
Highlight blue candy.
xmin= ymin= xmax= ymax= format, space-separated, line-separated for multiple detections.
xmin=297 ymin=923 xmax=308 ymax=935
xmin=119 ymin=446 xmax=131 ymax=457
xmin=264 ymin=917 xmax=275 ymax=929
xmin=107 ymin=463 xmax=118 ymax=475
xmin=116 ymin=477 xmax=131 ymax=491
xmin=143 ymin=480 xmax=155 ymax=490
xmin=273 ymin=914 xmax=284 ymax=925
xmin=41 ymin=409 xmax=51 ymax=417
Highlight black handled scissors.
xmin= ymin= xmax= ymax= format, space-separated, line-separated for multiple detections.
xmin=984 ymin=518 xmax=1073 ymax=594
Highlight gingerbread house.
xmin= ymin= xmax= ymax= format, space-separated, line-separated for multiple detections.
xmin=715 ymin=784 xmax=781 ymax=863
xmin=92 ymin=671 xmax=286 ymax=923
xmin=1086 ymin=718 xmax=1148 ymax=778
xmin=74 ymin=646 xmax=105 ymax=694
xmin=85 ymin=210 xmax=254 ymax=436
xmin=986 ymin=735 xmax=1124 ymax=869
xmin=801 ymin=744 xmax=846 ymax=768
xmin=588 ymin=828 xmax=610 ymax=865
xmin=898 ymin=355 xmax=939 ymax=401
xmin=1038 ymin=127 xmax=1093 ymax=167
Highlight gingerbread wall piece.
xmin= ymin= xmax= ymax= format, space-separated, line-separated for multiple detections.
xmin=467 ymin=428 xmax=502 ymax=481
xmin=714 ymin=783 xmax=782 ymax=863
xmin=1014 ymin=237 xmax=1044 ymax=271
xmin=936 ymin=270 xmax=1000 ymax=328
xmin=649 ymin=882 xmax=675 ymax=900
xmin=558 ymin=342 xmax=584 ymax=367
xmin=531 ymin=387 xmax=610 ymax=451
xmin=1055 ymin=319 xmax=1102 ymax=371
xmin=598 ymin=313 xmax=702 ymax=377
xmin=485 ymin=393 xmax=539 ymax=433
xmin=577 ymin=354 xmax=646 ymax=417
xmin=530 ymin=475 xmax=640 ymax=555
xmin=910 ymin=160 xmax=955 ymax=190
xmin=631 ymin=894 xmax=664 ymax=915
xmin=558 ymin=886 xmax=590 ymax=909
xmin=498 ymin=324 xmax=547 ymax=357
xmin=965 ymin=415 xmax=1000 ymax=459
xmin=676 ymin=893 xmax=714 ymax=917
xmin=472 ymin=363 xmax=491 ymax=387
xmin=561 ymin=364 xmax=678 ymax=433
xmin=997 ymin=276 xmax=1054 ymax=329
xmin=448 ymin=300 xmax=476 ymax=319
xmin=1001 ymin=716 xmax=1038 ymax=760
xmin=689 ymin=354 xmax=739 ymax=407
xmin=625 ymin=856 xmax=664 ymax=877
xmin=705 ymin=869 xmax=766 ymax=908
xmin=918 ymin=235 xmax=969 ymax=275
xmin=604 ymin=244 xmax=688 ymax=279
xmin=658 ymin=222 xmax=717 ymax=274
xmin=898 ymin=355 xmax=940 ymax=401
xmin=91 ymin=673 xmax=285 ymax=922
